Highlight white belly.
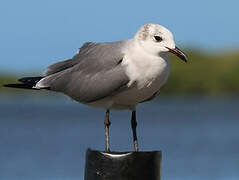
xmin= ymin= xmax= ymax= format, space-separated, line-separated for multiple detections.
xmin=112 ymin=71 xmax=169 ymax=109
xmin=87 ymin=65 xmax=169 ymax=110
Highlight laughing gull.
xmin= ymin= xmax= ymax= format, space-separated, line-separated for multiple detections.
xmin=5 ymin=24 xmax=188 ymax=152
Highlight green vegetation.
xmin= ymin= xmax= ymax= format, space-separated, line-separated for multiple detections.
xmin=0 ymin=74 xmax=18 ymax=92
xmin=163 ymin=50 xmax=239 ymax=95
xmin=1 ymin=49 xmax=239 ymax=96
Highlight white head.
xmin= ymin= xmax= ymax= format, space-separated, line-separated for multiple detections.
xmin=135 ymin=24 xmax=188 ymax=62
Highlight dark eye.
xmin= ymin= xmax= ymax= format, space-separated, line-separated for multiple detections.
xmin=154 ymin=36 xmax=163 ymax=42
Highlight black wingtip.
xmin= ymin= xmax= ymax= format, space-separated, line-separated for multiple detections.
xmin=3 ymin=76 xmax=48 ymax=90
xmin=3 ymin=84 xmax=19 ymax=88
xmin=18 ymin=76 xmax=43 ymax=84
xmin=3 ymin=83 xmax=39 ymax=90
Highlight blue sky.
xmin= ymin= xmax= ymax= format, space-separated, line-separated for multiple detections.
xmin=0 ymin=0 xmax=238 ymax=72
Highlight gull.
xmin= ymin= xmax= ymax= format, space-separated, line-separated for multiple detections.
xmin=4 ymin=24 xmax=188 ymax=152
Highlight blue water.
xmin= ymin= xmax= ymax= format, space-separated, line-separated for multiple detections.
xmin=0 ymin=95 xmax=239 ymax=180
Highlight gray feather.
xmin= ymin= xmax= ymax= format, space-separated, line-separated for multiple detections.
xmin=39 ymin=41 xmax=130 ymax=103
xmin=44 ymin=59 xmax=79 ymax=76
xmin=44 ymin=42 xmax=100 ymax=76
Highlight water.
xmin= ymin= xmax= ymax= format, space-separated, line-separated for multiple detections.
xmin=0 ymin=95 xmax=239 ymax=180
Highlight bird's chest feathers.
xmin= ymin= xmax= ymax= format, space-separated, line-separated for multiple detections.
xmin=123 ymin=52 xmax=169 ymax=89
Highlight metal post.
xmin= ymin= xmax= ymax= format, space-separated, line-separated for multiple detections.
xmin=84 ymin=149 xmax=162 ymax=180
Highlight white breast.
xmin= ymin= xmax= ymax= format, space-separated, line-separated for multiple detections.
xmin=123 ymin=47 xmax=169 ymax=88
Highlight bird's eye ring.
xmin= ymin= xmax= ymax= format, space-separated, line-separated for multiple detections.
xmin=154 ymin=36 xmax=163 ymax=42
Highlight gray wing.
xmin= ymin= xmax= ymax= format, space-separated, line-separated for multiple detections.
xmin=37 ymin=41 xmax=130 ymax=103
xmin=44 ymin=59 xmax=79 ymax=76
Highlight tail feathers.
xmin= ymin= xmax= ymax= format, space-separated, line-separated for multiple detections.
xmin=3 ymin=76 xmax=49 ymax=90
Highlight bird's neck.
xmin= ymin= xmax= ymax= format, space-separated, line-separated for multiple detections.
xmin=122 ymin=40 xmax=170 ymax=89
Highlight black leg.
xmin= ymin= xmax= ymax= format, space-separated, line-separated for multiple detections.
xmin=104 ymin=109 xmax=111 ymax=152
xmin=131 ymin=110 xmax=139 ymax=152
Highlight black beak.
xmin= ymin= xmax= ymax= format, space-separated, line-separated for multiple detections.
xmin=167 ymin=46 xmax=188 ymax=63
